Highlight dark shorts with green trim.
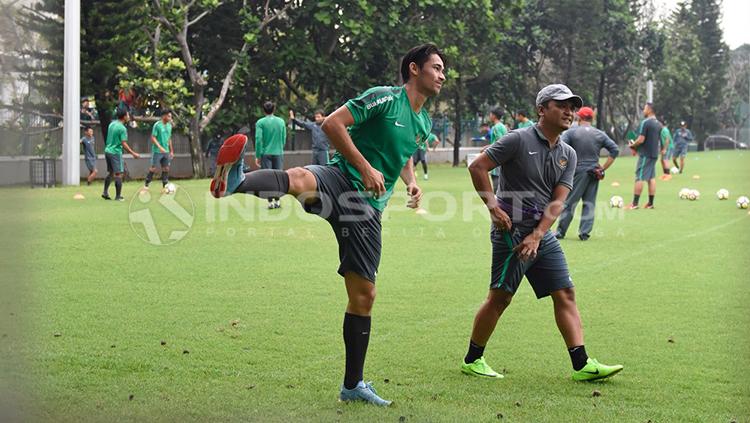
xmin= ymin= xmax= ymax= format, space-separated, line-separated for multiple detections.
xmin=635 ymin=155 xmax=657 ymax=181
xmin=303 ymin=165 xmax=382 ymax=283
xmin=490 ymin=226 xmax=573 ymax=298
xmin=672 ymin=142 xmax=688 ymax=158
xmin=105 ymin=152 xmax=123 ymax=174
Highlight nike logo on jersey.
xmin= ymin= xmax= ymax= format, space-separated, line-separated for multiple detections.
xmin=394 ymin=121 xmax=405 ymax=127
xmin=528 ymin=151 xmax=539 ymax=155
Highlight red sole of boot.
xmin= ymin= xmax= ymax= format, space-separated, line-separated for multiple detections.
xmin=209 ymin=134 xmax=247 ymax=198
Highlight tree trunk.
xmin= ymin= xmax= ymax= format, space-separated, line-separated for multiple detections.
xmin=596 ymin=55 xmax=607 ymax=130
xmin=189 ymin=90 xmax=206 ymax=178
xmin=453 ymin=80 xmax=462 ymax=167
xmin=189 ymin=116 xmax=205 ymax=178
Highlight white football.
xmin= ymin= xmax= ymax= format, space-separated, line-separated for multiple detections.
xmin=716 ymin=189 xmax=729 ymax=200
xmin=679 ymin=188 xmax=691 ymax=199
xmin=609 ymin=195 xmax=624 ymax=208
xmin=164 ymin=183 xmax=177 ymax=194
xmin=688 ymin=189 xmax=700 ymax=201
xmin=670 ymin=166 xmax=680 ymax=174
xmin=737 ymin=196 xmax=750 ymax=209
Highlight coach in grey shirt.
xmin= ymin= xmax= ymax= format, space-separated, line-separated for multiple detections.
xmin=555 ymin=106 xmax=619 ymax=240
xmin=290 ymin=109 xmax=331 ymax=165
xmin=460 ymin=84 xmax=623 ymax=381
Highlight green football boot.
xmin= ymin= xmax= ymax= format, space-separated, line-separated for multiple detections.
xmin=461 ymin=357 xmax=504 ymax=378
xmin=572 ymin=358 xmax=623 ymax=381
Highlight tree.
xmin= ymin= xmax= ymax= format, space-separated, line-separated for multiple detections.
xmin=150 ymin=0 xmax=291 ymax=177
xmin=720 ymin=45 xmax=750 ymax=141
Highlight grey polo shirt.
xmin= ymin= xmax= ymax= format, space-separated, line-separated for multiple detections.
xmin=485 ymin=125 xmax=577 ymax=228
xmin=672 ymin=128 xmax=694 ymax=145
xmin=292 ymin=118 xmax=330 ymax=151
xmin=636 ymin=117 xmax=662 ymax=159
xmin=560 ymin=125 xmax=619 ymax=174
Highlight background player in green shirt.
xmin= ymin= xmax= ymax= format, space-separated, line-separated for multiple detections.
xmin=659 ymin=121 xmax=673 ymax=180
xmin=102 ymin=109 xmax=140 ymax=201
xmin=482 ymin=107 xmax=508 ymax=192
xmin=208 ymin=43 xmax=446 ymax=406
xmin=515 ymin=109 xmax=535 ymax=129
xmin=412 ymin=133 xmax=439 ymax=180
xmin=144 ymin=109 xmax=174 ymax=190
xmin=255 ymin=101 xmax=287 ymax=208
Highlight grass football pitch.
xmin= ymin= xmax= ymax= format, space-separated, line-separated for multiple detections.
xmin=1 ymin=151 xmax=749 ymax=422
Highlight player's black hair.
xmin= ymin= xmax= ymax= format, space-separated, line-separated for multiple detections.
xmin=84 ymin=126 xmax=93 ymax=132
xmin=262 ymin=101 xmax=275 ymax=114
xmin=161 ymin=108 xmax=172 ymax=116
xmin=81 ymin=98 xmax=89 ymax=104
xmin=115 ymin=108 xmax=128 ymax=120
xmin=516 ymin=110 xmax=528 ymax=117
xmin=400 ymin=43 xmax=446 ymax=83
xmin=314 ymin=109 xmax=325 ymax=116
xmin=645 ymin=102 xmax=655 ymax=112
xmin=490 ymin=107 xmax=504 ymax=120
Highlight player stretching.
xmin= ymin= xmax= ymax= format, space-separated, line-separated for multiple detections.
xmin=209 ymin=44 xmax=446 ymax=406
xmin=460 ymin=84 xmax=623 ymax=382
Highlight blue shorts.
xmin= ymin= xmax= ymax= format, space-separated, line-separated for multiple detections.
xmin=490 ymin=226 xmax=573 ymax=299
xmin=85 ymin=157 xmax=96 ymax=172
xmin=635 ymin=156 xmax=657 ymax=181
xmin=151 ymin=152 xmax=171 ymax=167
xmin=672 ymin=142 xmax=688 ymax=158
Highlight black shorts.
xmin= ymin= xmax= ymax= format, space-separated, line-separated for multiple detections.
xmin=105 ymin=153 xmax=123 ymax=174
xmin=413 ymin=149 xmax=427 ymax=163
xmin=490 ymin=226 xmax=573 ymax=298
xmin=303 ymin=165 xmax=382 ymax=283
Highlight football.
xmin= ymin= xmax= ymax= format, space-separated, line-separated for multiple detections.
xmin=716 ymin=189 xmax=729 ymax=200
xmin=164 ymin=183 xmax=177 ymax=194
xmin=609 ymin=195 xmax=624 ymax=208
xmin=688 ymin=189 xmax=700 ymax=201
xmin=737 ymin=196 xmax=750 ymax=209
xmin=679 ymin=188 xmax=691 ymax=199
xmin=670 ymin=166 xmax=680 ymax=174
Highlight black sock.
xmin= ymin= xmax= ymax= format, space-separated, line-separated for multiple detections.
xmin=161 ymin=171 xmax=169 ymax=186
xmin=234 ymin=169 xmax=289 ymax=199
xmin=145 ymin=171 xmax=154 ymax=186
xmin=343 ymin=313 xmax=371 ymax=390
xmin=115 ymin=176 xmax=123 ymax=198
xmin=632 ymin=194 xmax=640 ymax=205
xmin=663 ymin=168 xmax=670 ymax=175
xmin=648 ymin=195 xmax=654 ymax=206
xmin=464 ymin=340 xmax=485 ymax=364
xmin=422 ymin=162 xmax=428 ymax=174
xmin=103 ymin=175 xmax=112 ymax=195
xmin=568 ymin=345 xmax=589 ymax=371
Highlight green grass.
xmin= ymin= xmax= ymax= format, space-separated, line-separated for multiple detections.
xmin=2 ymin=151 xmax=750 ymax=422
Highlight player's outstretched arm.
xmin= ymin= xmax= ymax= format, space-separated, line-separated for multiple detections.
xmin=321 ymin=105 xmax=385 ymax=196
xmin=122 ymin=141 xmax=140 ymax=159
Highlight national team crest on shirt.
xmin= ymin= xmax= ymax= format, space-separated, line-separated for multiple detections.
xmin=415 ymin=134 xmax=424 ymax=148
xmin=558 ymin=158 xmax=568 ymax=168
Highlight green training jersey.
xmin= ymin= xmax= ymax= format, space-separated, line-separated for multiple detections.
xmin=490 ymin=122 xmax=507 ymax=142
xmin=517 ymin=120 xmax=534 ymax=129
xmin=417 ymin=133 xmax=438 ymax=151
xmin=660 ymin=126 xmax=672 ymax=149
xmin=151 ymin=120 xmax=172 ymax=153
xmin=330 ymin=85 xmax=432 ymax=211
xmin=489 ymin=122 xmax=508 ymax=176
xmin=255 ymin=115 xmax=287 ymax=156
xmin=104 ymin=120 xmax=128 ymax=155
